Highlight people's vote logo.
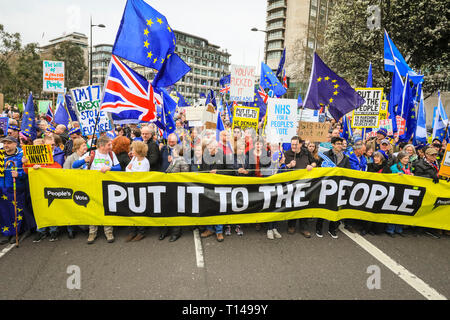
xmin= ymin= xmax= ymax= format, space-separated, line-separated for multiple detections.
xmin=44 ymin=188 xmax=90 ymax=207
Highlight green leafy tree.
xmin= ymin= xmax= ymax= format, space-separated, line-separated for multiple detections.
xmin=52 ymin=41 xmax=87 ymax=89
xmin=0 ymin=24 xmax=22 ymax=102
xmin=323 ymin=0 xmax=449 ymax=96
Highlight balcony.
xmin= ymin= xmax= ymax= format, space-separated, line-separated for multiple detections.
xmin=266 ymin=22 xmax=285 ymax=32
xmin=267 ymin=32 xmax=284 ymax=41
xmin=267 ymin=0 xmax=286 ymax=12
xmin=266 ymin=10 xmax=286 ymax=22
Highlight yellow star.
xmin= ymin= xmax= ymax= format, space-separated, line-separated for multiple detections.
xmin=153 ymin=57 xmax=158 ymax=64
xmin=161 ymin=58 xmax=165 ymax=64
xmin=18 ymin=215 xmax=23 ymax=221
xmin=147 ymin=51 xmax=153 ymax=59
xmin=1 ymin=195 xmax=7 ymax=200
xmin=329 ymin=98 xmax=334 ymax=103
xmin=157 ymin=17 xmax=163 ymax=24
xmin=317 ymin=77 xmax=322 ymax=82
xmin=147 ymin=19 xmax=153 ymax=27
xmin=167 ymin=53 xmax=172 ymax=60
xmin=334 ymin=84 xmax=339 ymax=89
xmin=17 ymin=208 xmax=22 ymax=212
xmin=25 ymin=112 xmax=29 ymax=115
xmin=167 ymin=26 xmax=172 ymax=32
xmin=333 ymin=90 xmax=339 ymax=96
xmin=2 ymin=226 xmax=8 ymax=233
xmin=13 ymin=222 xmax=17 ymax=228
xmin=144 ymin=40 xmax=149 ymax=48
xmin=332 ymin=80 xmax=337 ymax=83
xmin=324 ymin=76 xmax=330 ymax=81
xmin=144 ymin=28 xmax=149 ymax=36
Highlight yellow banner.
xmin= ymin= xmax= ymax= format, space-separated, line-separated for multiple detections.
xmin=28 ymin=168 xmax=450 ymax=230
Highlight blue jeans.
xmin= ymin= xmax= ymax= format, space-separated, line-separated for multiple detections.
xmin=386 ymin=224 xmax=403 ymax=234
xmin=37 ymin=226 xmax=73 ymax=233
xmin=207 ymin=225 xmax=223 ymax=234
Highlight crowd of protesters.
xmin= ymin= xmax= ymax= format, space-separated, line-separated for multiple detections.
xmin=1 ymin=103 xmax=449 ymax=246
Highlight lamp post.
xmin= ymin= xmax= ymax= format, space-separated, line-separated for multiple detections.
xmin=251 ymin=27 xmax=268 ymax=64
xmin=90 ymin=17 xmax=105 ymax=85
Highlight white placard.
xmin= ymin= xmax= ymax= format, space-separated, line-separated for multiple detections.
xmin=266 ymin=98 xmax=298 ymax=143
xmin=43 ymin=60 xmax=65 ymax=93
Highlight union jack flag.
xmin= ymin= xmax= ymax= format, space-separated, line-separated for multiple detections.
xmin=257 ymin=85 xmax=269 ymax=104
xmin=45 ymin=103 xmax=54 ymax=123
xmin=220 ymin=84 xmax=230 ymax=95
xmin=101 ymin=55 xmax=161 ymax=124
xmin=282 ymin=69 xmax=288 ymax=89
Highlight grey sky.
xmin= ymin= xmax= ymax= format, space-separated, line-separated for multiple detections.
xmin=0 ymin=0 xmax=267 ymax=68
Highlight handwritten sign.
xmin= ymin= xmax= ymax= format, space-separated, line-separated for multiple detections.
xmin=70 ymin=85 xmax=112 ymax=136
xmin=23 ymin=144 xmax=54 ymax=165
xmin=230 ymin=65 xmax=256 ymax=102
xmin=43 ymin=60 xmax=65 ymax=93
xmin=266 ymin=98 xmax=298 ymax=143
xmin=232 ymin=106 xmax=259 ymax=132
xmin=185 ymin=106 xmax=205 ymax=121
xmin=297 ymin=121 xmax=329 ymax=142
xmin=352 ymin=88 xmax=383 ymax=128
xmin=0 ymin=117 xmax=9 ymax=135
xmin=203 ymin=104 xmax=217 ymax=130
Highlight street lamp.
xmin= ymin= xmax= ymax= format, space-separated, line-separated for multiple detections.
xmin=251 ymin=27 xmax=268 ymax=64
xmin=90 ymin=17 xmax=105 ymax=85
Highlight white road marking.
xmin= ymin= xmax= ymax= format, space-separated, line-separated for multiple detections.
xmin=193 ymin=229 xmax=205 ymax=268
xmin=339 ymin=225 xmax=447 ymax=300
xmin=0 ymin=244 xmax=16 ymax=259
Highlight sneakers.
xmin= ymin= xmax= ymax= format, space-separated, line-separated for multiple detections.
xmin=216 ymin=233 xmax=224 ymax=242
xmin=267 ymin=229 xmax=274 ymax=240
xmin=49 ymin=232 xmax=58 ymax=242
xmin=224 ymin=225 xmax=231 ymax=236
xmin=87 ymin=232 xmax=97 ymax=244
xmin=235 ymin=225 xmax=243 ymax=236
xmin=105 ymin=231 xmax=115 ymax=243
xmin=328 ymin=230 xmax=338 ymax=239
xmin=33 ymin=232 xmax=47 ymax=243
xmin=200 ymin=229 xmax=214 ymax=238
xmin=316 ymin=229 xmax=323 ymax=238
xmin=273 ymin=229 xmax=282 ymax=239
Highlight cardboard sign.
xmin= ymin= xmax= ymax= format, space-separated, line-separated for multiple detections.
xmin=297 ymin=121 xmax=329 ymax=142
xmin=352 ymin=88 xmax=383 ymax=128
xmin=232 ymin=106 xmax=259 ymax=132
xmin=438 ymin=145 xmax=450 ymax=179
xmin=23 ymin=144 xmax=54 ymax=165
xmin=43 ymin=60 xmax=65 ymax=93
xmin=230 ymin=65 xmax=256 ymax=102
xmin=266 ymin=98 xmax=298 ymax=143
xmin=0 ymin=117 xmax=9 ymax=135
xmin=70 ymin=85 xmax=112 ymax=136
xmin=0 ymin=93 xmax=4 ymax=113
xmin=203 ymin=104 xmax=217 ymax=130
xmin=185 ymin=106 xmax=205 ymax=121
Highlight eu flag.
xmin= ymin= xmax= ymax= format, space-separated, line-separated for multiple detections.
xmin=303 ymin=53 xmax=365 ymax=121
xmin=113 ymin=0 xmax=189 ymax=87
xmin=20 ymin=93 xmax=36 ymax=140
xmin=276 ymin=48 xmax=286 ymax=77
xmin=176 ymin=91 xmax=190 ymax=107
xmin=206 ymin=89 xmax=217 ymax=108
xmin=160 ymin=88 xmax=176 ymax=139
xmin=219 ymin=75 xmax=230 ymax=88
xmin=388 ymin=66 xmax=404 ymax=133
xmin=260 ymin=62 xmax=286 ymax=97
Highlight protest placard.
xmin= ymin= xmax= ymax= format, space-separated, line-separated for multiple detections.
xmin=378 ymin=119 xmax=394 ymax=136
xmin=232 ymin=106 xmax=259 ymax=132
xmin=297 ymin=121 xmax=329 ymax=142
xmin=203 ymin=104 xmax=217 ymax=130
xmin=297 ymin=108 xmax=320 ymax=122
xmin=379 ymin=100 xmax=389 ymax=121
xmin=396 ymin=115 xmax=406 ymax=136
xmin=0 ymin=93 xmax=4 ymax=112
xmin=439 ymin=145 xmax=450 ymax=179
xmin=43 ymin=60 xmax=65 ymax=93
xmin=70 ymin=85 xmax=112 ymax=136
xmin=23 ymin=144 xmax=54 ymax=165
xmin=185 ymin=106 xmax=205 ymax=121
xmin=0 ymin=150 xmax=5 ymax=177
xmin=0 ymin=117 xmax=9 ymax=135
xmin=38 ymin=100 xmax=52 ymax=114
xmin=230 ymin=65 xmax=256 ymax=102
xmin=266 ymin=98 xmax=298 ymax=143
xmin=352 ymin=88 xmax=383 ymax=128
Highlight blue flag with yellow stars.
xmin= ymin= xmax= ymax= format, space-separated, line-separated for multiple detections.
xmin=160 ymin=88 xmax=176 ymax=139
xmin=176 ymin=91 xmax=190 ymax=107
xmin=113 ymin=0 xmax=189 ymax=88
xmin=303 ymin=53 xmax=365 ymax=121
xmin=20 ymin=92 xmax=36 ymax=140
xmin=398 ymin=75 xmax=417 ymax=143
xmin=244 ymin=87 xmax=267 ymax=121
xmin=260 ymin=62 xmax=286 ymax=97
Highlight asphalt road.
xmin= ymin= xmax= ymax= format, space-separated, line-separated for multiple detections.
xmin=0 ymin=220 xmax=449 ymax=300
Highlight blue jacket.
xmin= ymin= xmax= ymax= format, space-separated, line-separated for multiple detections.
xmin=347 ymin=150 xmax=367 ymax=171
xmin=1 ymin=147 xmax=26 ymax=189
xmin=53 ymin=147 xmax=65 ymax=168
